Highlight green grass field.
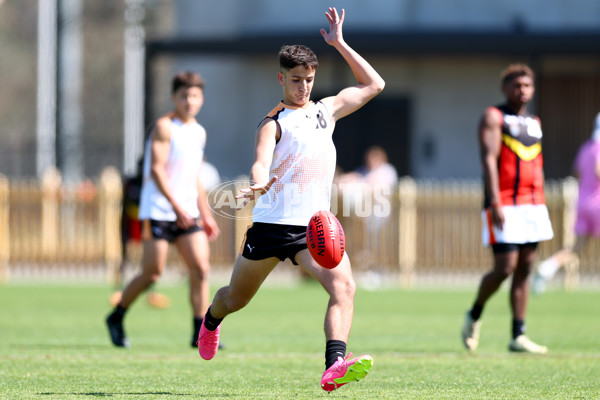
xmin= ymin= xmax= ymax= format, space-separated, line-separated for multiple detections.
xmin=1 ymin=280 xmax=599 ymax=399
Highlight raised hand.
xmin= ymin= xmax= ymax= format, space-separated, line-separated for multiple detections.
xmin=320 ymin=7 xmax=345 ymax=46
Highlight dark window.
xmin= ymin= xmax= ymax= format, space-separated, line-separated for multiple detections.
xmin=332 ymin=96 xmax=411 ymax=176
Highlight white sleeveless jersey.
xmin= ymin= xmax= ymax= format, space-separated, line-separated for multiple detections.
xmin=138 ymin=116 xmax=206 ymax=221
xmin=253 ymin=100 xmax=337 ymax=226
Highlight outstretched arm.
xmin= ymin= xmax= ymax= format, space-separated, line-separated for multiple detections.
xmin=235 ymin=119 xmax=279 ymax=208
xmin=320 ymin=7 xmax=385 ymax=121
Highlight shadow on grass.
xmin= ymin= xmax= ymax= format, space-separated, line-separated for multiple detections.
xmin=38 ymin=393 xmax=237 ymax=397
xmin=38 ymin=393 xmax=183 ymax=397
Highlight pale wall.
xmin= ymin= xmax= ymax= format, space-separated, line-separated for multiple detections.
xmin=162 ymin=0 xmax=600 ymax=179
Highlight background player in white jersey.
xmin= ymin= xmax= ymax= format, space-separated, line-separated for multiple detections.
xmin=197 ymin=7 xmax=385 ymax=392
xmin=106 ymin=71 xmax=220 ymax=348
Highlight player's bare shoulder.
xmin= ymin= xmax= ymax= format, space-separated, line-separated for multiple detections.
xmin=256 ymin=116 xmax=280 ymax=142
xmin=479 ymin=106 xmax=503 ymax=133
xmin=258 ymin=116 xmax=277 ymax=130
xmin=152 ymin=114 xmax=174 ymax=142
xmin=482 ymin=106 xmax=503 ymax=124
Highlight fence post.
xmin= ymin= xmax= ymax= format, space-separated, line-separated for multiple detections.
xmin=398 ymin=177 xmax=417 ymax=287
xmin=0 ymin=174 xmax=9 ymax=283
xmin=560 ymin=177 xmax=579 ymax=290
xmin=98 ymin=167 xmax=123 ymax=284
xmin=41 ymin=167 xmax=61 ymax=262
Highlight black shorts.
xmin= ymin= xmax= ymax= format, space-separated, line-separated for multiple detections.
xmin=492 ymin=242 xmax=538 ymax=254
xmin=241 ymin=222 xmax=308 ymax=265
xmin=143 ymin=219 xmax=202 ymax=243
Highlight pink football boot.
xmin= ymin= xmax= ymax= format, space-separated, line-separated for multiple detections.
xmin=321 ymin=353 xmax=373 ymax=392
xmin=197 ymin=322 xmax=221 ymax=360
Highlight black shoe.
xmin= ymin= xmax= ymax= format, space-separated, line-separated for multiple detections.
xmin=106 ymin=314 xmax=130 ymax=348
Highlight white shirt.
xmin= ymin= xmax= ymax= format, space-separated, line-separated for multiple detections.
xmin=138 ymin=117 xmax=206 ymax=221
xmin=253 ymin=101 xmax=337 ymax=226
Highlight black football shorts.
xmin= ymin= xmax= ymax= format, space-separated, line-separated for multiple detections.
xmin=241 ymin=222 xmax=307 ymax=265
xmin=143 ymin=219 xmax=202 ymax=243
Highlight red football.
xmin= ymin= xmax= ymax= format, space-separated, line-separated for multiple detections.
xmin=306 ymin=210 xmax=345 ymax=269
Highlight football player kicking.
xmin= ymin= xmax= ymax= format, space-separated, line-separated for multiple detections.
xmin=197 ymin=7 xmax=385 ymax=392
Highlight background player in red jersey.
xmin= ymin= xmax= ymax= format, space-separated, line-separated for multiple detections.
xmin=462 ymin=64 xmax=553 ymax=354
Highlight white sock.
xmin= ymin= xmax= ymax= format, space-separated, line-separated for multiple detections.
xmin=537 ymin=258 xmax=560 ymax=279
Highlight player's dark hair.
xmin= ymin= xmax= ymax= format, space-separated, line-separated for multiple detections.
xmin=171 ymin=71 xmax=205 ymax=94
xmin=500 ymin=64 xmax=535 ymax=87
xmin=278 ymin=45 xmax=319 ymax=71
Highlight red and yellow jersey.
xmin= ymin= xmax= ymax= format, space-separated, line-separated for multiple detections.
xmin=489 ymin=104 xmax=546 ymax=207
